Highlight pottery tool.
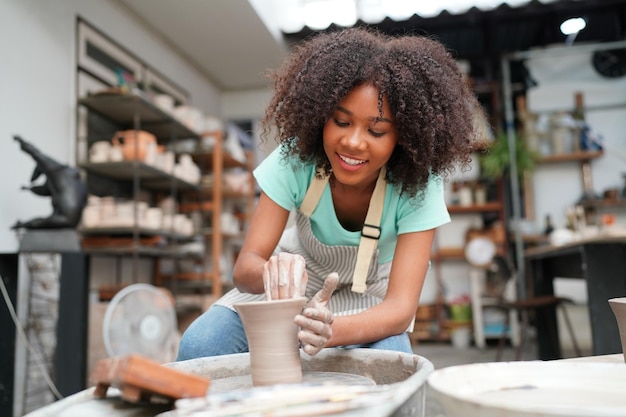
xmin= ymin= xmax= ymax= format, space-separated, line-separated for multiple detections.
xmin=158 ymin=383 xmax=396 ymax=417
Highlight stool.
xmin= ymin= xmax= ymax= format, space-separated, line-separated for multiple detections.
xmin=495 ymin=295 xmax=582 ymax=361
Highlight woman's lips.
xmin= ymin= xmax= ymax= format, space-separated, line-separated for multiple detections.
xmin=337 ymin=153 xmax=367 ymax=171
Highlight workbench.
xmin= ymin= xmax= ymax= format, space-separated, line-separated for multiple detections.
xmin=525 ymin=236 xmax=626 ymax=359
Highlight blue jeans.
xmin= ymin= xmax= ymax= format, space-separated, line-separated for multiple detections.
xmin=176 ymin=305 xmax=413 ymax=361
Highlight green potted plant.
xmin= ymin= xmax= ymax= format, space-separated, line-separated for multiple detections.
xmin=478 ymin=131 xmax=538 ymax=181
xmin=447 ymin=294 xmax=473 ymax=349
xmin=448 ymin=294 xmax=472 ymax=323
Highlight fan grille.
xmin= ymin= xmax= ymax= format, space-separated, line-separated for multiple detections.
xmin=102 ymin=283 xmax=178 ymax=363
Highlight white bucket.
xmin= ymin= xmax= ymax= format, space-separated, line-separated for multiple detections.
xmin=451 ymin=326 xmax=472 ymax=349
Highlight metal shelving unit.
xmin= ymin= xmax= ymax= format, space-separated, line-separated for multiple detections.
xmin=77 ymin=91 xmax=202 ymax=291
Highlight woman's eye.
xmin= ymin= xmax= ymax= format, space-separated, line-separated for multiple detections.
xmin=369 ymin=129 xmax=385 ymax=138
xmin=333 ymin=118 xmax=349 ymax=127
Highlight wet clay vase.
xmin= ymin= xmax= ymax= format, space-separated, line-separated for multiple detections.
xmin=234 ymin=297 xmax=306 ymax=386
xmin=608 ymin=297 xmax=626 ymax=362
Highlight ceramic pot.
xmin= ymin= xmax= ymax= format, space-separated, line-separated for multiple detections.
xmin=608 ymin=297 xmax=626 ymax=362
xmin=234 ymin=297 xmax=306 ymax=386
xmin=108 ymin=144 xmax=124 ymax=162
xmin=89 ymin=141 xmax=111 ymax=163
xmin=112 ymin=130 xmax=156 ymax=161
xmin=153 ymin=94 xmax=175 ymax=113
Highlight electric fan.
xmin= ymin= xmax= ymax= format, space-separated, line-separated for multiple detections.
xmin=102 ymin=283 xmax=179 ymax=363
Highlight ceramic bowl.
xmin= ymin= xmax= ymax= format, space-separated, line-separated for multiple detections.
xmin=428 ymin=361 xmax=626 ymax=417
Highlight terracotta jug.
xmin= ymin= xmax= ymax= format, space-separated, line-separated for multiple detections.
xmin=112 ymin=130 xmax=156 ymax=161
xmin=608 ymin=297 xmax=626 ymax=362
xmin=234 ymin=297 xmax=306 ymax=386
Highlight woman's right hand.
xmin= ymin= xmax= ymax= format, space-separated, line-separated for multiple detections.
xmin=295 ymin=272 xmax=338 ymax=355
xmin=263 ymin=252 xmax=308 ymax=300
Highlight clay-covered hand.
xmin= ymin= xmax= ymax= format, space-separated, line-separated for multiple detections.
xmin=263 ymin=252 xmax=308 ymax=300
xmin=295 ymin=272 xmax=339 ymax=356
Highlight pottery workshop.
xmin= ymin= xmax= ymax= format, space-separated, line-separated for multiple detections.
xmin=2 ymin=1 xmax=626 ymax=416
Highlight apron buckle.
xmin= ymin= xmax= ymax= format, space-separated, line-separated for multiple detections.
xmin=361 ymin=223 xmax=381 ymax=240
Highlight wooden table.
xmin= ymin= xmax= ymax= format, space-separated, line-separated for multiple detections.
xmin=525 ymin=236 xmax=626 ymax=360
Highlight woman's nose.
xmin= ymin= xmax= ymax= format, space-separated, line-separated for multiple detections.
xmin=342 ymin=127 xmax=365 ymax=149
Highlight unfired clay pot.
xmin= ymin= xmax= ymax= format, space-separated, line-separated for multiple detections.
xmin=112 ymin=130 xmax=156 ymax=161
xmin=608 ymin=297 xmax=626 ymax=362
xmin=234 ymin=297 xmax=306 ymax=386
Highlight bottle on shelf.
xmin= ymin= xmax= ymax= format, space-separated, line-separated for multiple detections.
xmin=572 ymin=92 xmax=585 ymax=122
xmin=473 ymin=181 xmax=487 ymax=205
xmin=516 ymin=95 xmax=540 ymax=153
xmin=543 ymin=214 xmax=554 ymax=236
xmin=458 ymin=181 xmax=473 ymax=206
xmin=572 ymin=91 xmax=585 ymax=152
xmin=565 ymin=207 xmax=577 ymax=231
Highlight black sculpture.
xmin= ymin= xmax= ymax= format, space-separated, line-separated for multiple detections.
xmin=12 ymin=135 xmax=88 ymax=230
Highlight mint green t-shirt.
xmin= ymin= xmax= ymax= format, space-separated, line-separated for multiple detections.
xmin=253 ymin=146 xmax=450 ymax=264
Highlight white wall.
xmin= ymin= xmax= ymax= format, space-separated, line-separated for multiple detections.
xmin=526 ymin=43 xmax=626 ymax=230
xmin=222 ymin=87 xmax=276 ymax=170
xmin=0 ymin=0 xmax=222 ymax=253
xmin=222 ymin=88 xmax=272 ymax=121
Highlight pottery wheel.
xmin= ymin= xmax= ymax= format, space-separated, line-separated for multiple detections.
xmin=209 ymin=371 xmax=375 ymax=394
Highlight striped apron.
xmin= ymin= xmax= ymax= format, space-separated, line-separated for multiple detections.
xmin=216 ymin=168 xmax=402 ymax=326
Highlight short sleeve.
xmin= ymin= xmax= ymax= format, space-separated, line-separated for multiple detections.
xmin=395 ymin=175 xmax=450 ymax=235
xmin=253 ymin=146 xmax=315 ymax=211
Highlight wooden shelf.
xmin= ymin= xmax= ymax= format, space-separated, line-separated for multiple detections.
xmin=579 ymin=198 xmax=626 ymax=209
xmin=522 ymin=233 xmax=550 ymax=245
xmin=179 ymin=201 xmax=215 ymax=213
xmin=537 ymin=150 xmax=604 ymax=164
xmin=447 ymin=201 xmax=502 ymax=213
xmin=189 ymin=150 xmax=247 ymax=170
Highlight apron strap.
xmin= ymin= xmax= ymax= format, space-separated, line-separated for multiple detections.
xmin=300 ymin=170 xmax=329 ymax=217
xmin=351 ymin=167 xmax=386 ymax=293
xmin=299 ymin=167 xmax=387 ymax=294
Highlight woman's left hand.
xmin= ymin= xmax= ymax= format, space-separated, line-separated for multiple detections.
xmin=295 ymin=272 xmax=339 ymax=355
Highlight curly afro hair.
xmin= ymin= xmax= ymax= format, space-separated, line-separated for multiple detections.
xmin=261 ymin=27 xmax=485 ymax=197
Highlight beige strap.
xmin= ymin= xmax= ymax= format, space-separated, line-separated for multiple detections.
xmin=300 ymin=170 xmax=329 ymax=217
xmin=299 ymin=167 xmax=387 ymax=294
xmin=352 ymin=167 xmax=387 ymax=293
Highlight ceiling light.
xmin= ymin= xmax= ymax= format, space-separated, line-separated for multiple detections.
xmin=560 ymin=17 xmax=586 ymax=36
xmin=303 ymin=0 xmax=356 ymax=29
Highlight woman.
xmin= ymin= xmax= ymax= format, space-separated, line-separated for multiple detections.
xmin=177 ymin=27 xmax=481 ymax=360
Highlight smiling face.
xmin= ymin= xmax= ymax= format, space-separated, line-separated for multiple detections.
xmin=323 ymin=83 xmax=398 ymax=190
